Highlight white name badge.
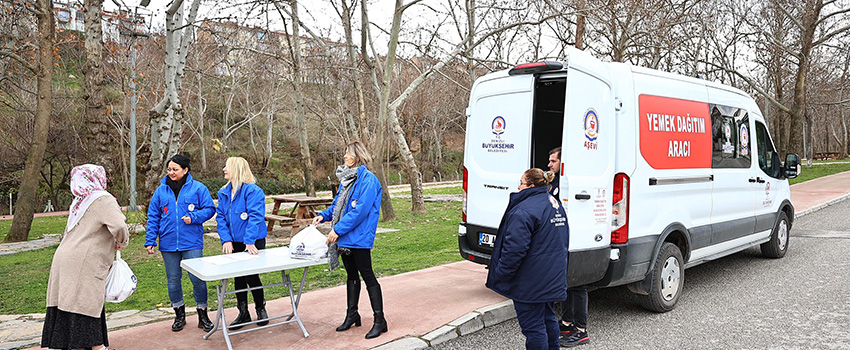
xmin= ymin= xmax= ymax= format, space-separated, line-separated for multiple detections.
xmin=240 ymin=212 xmax=248 ymax=220
xmin=188 ymin=204 xmax=195 ymax=212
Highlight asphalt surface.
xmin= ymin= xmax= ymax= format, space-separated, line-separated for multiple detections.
xmin=433 ymin=199 xmax=850 ymax=350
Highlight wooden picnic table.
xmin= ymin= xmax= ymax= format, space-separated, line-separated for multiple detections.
xmin=265 ymin=195 xmax=333 ymax=235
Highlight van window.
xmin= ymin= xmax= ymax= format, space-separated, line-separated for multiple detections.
xmin=710 ymin=104 xmax=751 ymax=168
xmin=755 ymin=121 xmax=783 ymax=178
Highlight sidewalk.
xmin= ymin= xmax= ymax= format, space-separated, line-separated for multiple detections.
xmin=790 ymin=170 xmax=850 ymax=216
xmin=6 ymin=173 xmax=850 ymax=350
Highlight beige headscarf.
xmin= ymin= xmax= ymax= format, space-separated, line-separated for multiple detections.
xmin=65 ymin=164 xmax=113 ymax=234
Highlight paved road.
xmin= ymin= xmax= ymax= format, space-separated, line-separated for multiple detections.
xmin=434 ymin=199 xmax=850 ymax=350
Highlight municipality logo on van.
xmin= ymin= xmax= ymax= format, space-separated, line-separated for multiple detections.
xmin=492 ymin=116 xmax=506 ymax=135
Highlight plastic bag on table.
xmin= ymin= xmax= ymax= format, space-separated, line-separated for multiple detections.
xmin=289 ymin=225 xmax=329 ymax=260
xmin=104 ymin=251 xmax=137 ymax=303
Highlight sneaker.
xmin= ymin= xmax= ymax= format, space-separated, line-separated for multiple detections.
xmin=559 ymin=322 xmax=577 ymax=337
xmin=560 ymin=330 xmax=589 ymax=348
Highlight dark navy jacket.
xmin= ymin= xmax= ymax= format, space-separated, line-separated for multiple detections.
xmin=317 ymin=165 xmax=382 ymax=249
xmin=216 ymin=182 xmax=267 ymax=245
xmin=486 ymin=186 xmax=570 ymax=303
xmin=145 ymin=173 xmax=216 ymax=251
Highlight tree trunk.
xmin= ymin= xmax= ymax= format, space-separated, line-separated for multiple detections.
xmin=145 ymin=0 xmax=200 ymax=199
xmin=289 ymin=0 xmax=316 ymax=196
xmin=5 ymin=0 xmax=54 ymax=243
xmin=82 ymin=0 xmax=111 ymax=173
xmin=357 ymin=0 xmax=395 ymax=221
xmin=575 ymin=0 xmax=586 ymax=50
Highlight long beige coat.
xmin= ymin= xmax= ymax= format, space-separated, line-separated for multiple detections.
xmin=46 ymin=196 xmax=130 ymax=318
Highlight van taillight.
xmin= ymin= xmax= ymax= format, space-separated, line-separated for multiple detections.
xmin=611 ymin=173 xmax=629 ymax=244
xmin=462 ymin=166 xmax=468 ymax=222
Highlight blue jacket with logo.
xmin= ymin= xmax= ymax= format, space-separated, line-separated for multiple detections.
xmin=216 ymin=182 xmax=267 ymax=245
xmin=145 ymin=173 xmax=216 ymax=252
xmin=485 ymin=185 xmax=570 ymax=303
xmin=317 ymin=165 xmax=382 ymax=249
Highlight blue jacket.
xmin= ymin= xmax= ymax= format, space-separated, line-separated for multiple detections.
xmin=317 ymin=165 xmax=382 ymax=249
xmin=145 ymin=173 xmax=216 ymax=252
xmin=486 ymin=186 xmax=570 ymax=303
xmin=216 ymin=182 xmax=267 ymax=245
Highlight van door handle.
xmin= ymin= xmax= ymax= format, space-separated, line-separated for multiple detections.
xmin=748 ymin=178 xmax=757 ymax=183
xmin=575 ymin=193 xmax=591 ymax=200
xmin=756 ymin=177 xmax=766 ymax=183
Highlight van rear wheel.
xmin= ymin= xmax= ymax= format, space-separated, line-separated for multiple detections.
xmin=638 ymin=242 xmax=683 ymax=313
xmin=760 ymin=211 xmax=789 ymax=258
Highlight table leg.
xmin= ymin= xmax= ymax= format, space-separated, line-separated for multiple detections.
xmin=211 ymin=278 xmax=234 ymax=350
xmin=267 ymin=200 xmax=282 ymax=233
xmin=285 ymin=267 xmax=311 ymax=337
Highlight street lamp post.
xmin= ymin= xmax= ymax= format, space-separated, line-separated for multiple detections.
xmin=121 ymin=5 xmax=150 ymax=211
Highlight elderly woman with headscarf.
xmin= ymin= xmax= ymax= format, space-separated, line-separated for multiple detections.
xmin=41 ymin=164 xmax=130 ymax=350
xmin=145 ymin=154 xmax=216 ymax=332
xmin=312 ymin=141 xmax=386 ymax=339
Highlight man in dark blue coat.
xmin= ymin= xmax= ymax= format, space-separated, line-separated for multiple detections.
xmin=486 ymin=169 xmax=569 ymax=350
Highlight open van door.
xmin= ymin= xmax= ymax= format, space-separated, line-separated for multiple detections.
xmin=461 ymin=73 xmax=535 ymax=260
xmin=561 ymin=59 xmax=615 ymax=286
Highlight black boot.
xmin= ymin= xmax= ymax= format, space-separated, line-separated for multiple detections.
xmin=336 ymin=279 xmax=362 ymax=332
xmin=197 ymin=308 xmax=214 ymax=332
xmin=365 ymin=285 xmax=387 ymax=339
xmin=256 ymin=300 xmax=269 ymax=326
xmin=229 ymin=300 xmax=252 ymax=330
xmin=171 ymin=305 xmax=186 ymax=332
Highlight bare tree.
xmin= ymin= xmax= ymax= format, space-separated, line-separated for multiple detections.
xmin=0 ymin=0 xmax=55 ymax=242
xmin=145 ymin=0 xmax=202 ymax=196
xmin=82 ymin=0 xmax=113 ymax=172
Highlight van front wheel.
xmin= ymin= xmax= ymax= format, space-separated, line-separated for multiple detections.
xmin=638 ymin=242 xmax=683 ymax=313
xmin=760 ymin=211 xmax=789 ymax=258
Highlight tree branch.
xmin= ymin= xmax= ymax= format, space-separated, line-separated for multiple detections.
xmin=700 ymin=60 xmax=791 ymax=114
xmin=0 ymin=50 xmax=37 ymax=74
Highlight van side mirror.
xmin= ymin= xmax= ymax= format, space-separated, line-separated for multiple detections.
xmin=784 ymin=153 xmax=799 ymax=179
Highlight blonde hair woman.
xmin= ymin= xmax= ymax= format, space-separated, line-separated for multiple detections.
xmin=215 ymin=157 xmax=269 ymax=330
xmin=313 ymin=141 xmax=386 ymax=339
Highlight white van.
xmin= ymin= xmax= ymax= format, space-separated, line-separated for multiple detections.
xmin=459 ymin=47 xmax=800 ymax=312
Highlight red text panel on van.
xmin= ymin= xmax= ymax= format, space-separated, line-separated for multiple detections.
xmin=639 ymin=95 xmax=712 ymax=169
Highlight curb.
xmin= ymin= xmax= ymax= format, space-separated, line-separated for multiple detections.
xmin=794 ymin=192 xmax=850 ymax=219
xmin=370 ymin=300 xmax=515 ymax=349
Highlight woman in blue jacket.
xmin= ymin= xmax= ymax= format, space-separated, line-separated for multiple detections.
xmin=145 ymin=154 xmax=216 ymax=332
xmin=312 ymin=141 xmax=385 ymax=339
xmin=215 ymin=156 xmax=268 ymax=330
xmin=486 ymin=168 xmax=570 ymax=350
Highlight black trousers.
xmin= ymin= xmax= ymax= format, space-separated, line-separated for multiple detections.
xmin=340 ymin=248 xmax=379 ymax=288
xmin=561 ymin=285 xmax=588 ymax=329
xmin=232 ymin=239 xmax=266 ymax=305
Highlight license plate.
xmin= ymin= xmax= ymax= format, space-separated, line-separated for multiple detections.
xmin=479 ymin=232 xmax=496 ymax=247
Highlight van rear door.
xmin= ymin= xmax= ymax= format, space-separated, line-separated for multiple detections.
xmin=561 ymin=66 xmax=615 ymax=285
xmin=464 ymin=73 xmax=534 ymax=246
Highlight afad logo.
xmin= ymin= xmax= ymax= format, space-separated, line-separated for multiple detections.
xmin=740 ymin=124 xmax=749 ymax=156
xmin=583 ymin=108 xmax=599 ymax=150
xmin=492 ymin=116 xmax=506 ymax=136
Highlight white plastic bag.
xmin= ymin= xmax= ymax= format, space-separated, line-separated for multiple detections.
xmin=290 ymin=225 xmax=328 ymax=260
xmin=104 ymin=251 xmax=137 ymax=303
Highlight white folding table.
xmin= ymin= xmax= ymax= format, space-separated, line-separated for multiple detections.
xmin=181 ymin=247 xmax=327 ymax=350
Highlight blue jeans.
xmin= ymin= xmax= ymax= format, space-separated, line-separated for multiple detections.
xmin=161 ymin=249 xmax=208 ymax=309
xmin=514 ymin=300 xmax=559 ymax=350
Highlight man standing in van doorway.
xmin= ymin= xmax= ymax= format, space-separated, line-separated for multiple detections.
xmin=549 ymin=147 xmax=590 ymax=347
xmin=547 ymin=148 xmax=562 ymax=200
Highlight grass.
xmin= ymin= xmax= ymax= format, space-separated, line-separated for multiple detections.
xmin=0 ymin=197 xmax=462 ymax=315
xmin=790 ymin=162 xmax=850 ymax=185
